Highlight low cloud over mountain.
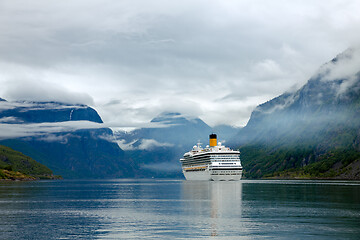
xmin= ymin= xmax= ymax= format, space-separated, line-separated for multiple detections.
xmin=232 ymin=47 xmax=360 ymax=179
xmin=0 ymin=100 xmax=134 ymax=178
xmin=0 ymin=100 xmax=102 ymax=140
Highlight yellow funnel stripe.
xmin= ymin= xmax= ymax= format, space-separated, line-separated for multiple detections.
xmin=210 ymin=138 xmax=217 ymax=147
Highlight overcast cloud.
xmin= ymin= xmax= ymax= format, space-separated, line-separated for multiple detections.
xmin=1 ymin=0 xmax=360 ymax=127
xmin=0 ymin=121 xmax=102 ymax=140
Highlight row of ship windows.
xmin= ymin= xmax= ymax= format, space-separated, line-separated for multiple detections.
xmin=184 ymin=169 xmax=206 ymax=172
xmin=182 ymin=163 xmax=238 ymax=167
xmin=184 ymin=169 xmax=242 ymax=173
xmin=182 ymin=164 xmax=241 ymax=168
xmin=181 ymin=161 xmax=211 ymax=166
xmin=182 ymin=159 xmax=238 ymax=163
xmin=183 ymin=159 xmax=239 ymax=163
xmin=212 ymin=171 xmax=242 ymax=175
xmin=213 ymin=160 xmax=240 ymax=163
xmin=182 ymin=160 xmax=240 ymax=165
xmin=212 ymin=173 xmax=242 ymax=175
xmin=211 ymin=168 xmax=243 ymax=171
xmin=184 ymin=157 xmax=212 ymax=161
xmin=185 ymin=155 xmax=239 ymax=160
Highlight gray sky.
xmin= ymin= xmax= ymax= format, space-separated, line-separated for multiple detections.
xmin=1 ymin=0 xmax=360 ymax=128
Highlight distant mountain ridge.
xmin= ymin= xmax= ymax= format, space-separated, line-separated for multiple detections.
xmin=233 ymin=48 xmax=360 ymax=179
xmin=0 ymin=100 xmax=134 ymax=178
xmin=115 ymin=112 xmax=239 ymax=178
xmin=115 ymin=112 xmax=212 ymax=178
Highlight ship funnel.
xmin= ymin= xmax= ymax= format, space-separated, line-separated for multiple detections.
xmin=209 ymin=133 xmax=217 ymax=147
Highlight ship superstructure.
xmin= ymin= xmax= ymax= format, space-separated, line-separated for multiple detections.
xmin=180 ymin=134 xmax=242 ymax=181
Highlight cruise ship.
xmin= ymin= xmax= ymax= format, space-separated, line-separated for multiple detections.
xmin=180 ymin=134 xmax=242 ymax=181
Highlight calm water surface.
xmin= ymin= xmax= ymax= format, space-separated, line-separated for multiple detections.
xmin=0 ymin=179 xmax=359 ymax=239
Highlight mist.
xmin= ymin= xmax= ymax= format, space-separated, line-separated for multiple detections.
xmin=233 ymin=47 xmax=360 ymax=147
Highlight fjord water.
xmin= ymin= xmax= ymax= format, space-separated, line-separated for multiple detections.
xmin=0 ymin=180 xmax=359 ymax=239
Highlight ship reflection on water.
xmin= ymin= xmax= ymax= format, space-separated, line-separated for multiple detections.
xmin=181 ymin=181 xmax=243 ymax=237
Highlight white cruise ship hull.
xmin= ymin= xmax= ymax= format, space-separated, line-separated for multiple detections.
xmin=183 ymin=169 xmax=211 ymax=181
xmin=210 ymin=170 xmax=242 ymax=181
xmin=182 ymin=168 xmax=242 ymax=181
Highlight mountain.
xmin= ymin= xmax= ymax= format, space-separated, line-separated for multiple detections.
xmin=0 ymin=101 xmax=102 ymax=123
xmin=233 ymin=48 xmax=360 ymax=179
xmin=115 ymin=112 xmax=213 ymax=178
xmin=0 ymin=101 xmax=135 ymax=178
xmin=0 ymin=145 xmax=57 ymax=180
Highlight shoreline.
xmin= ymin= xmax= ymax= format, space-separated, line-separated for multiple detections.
xmin=0 ymin=169 xmax=62 ymax=181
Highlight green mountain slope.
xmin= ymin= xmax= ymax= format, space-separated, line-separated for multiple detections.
xmin=0 ymin=145 xmax=57 ymax=180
